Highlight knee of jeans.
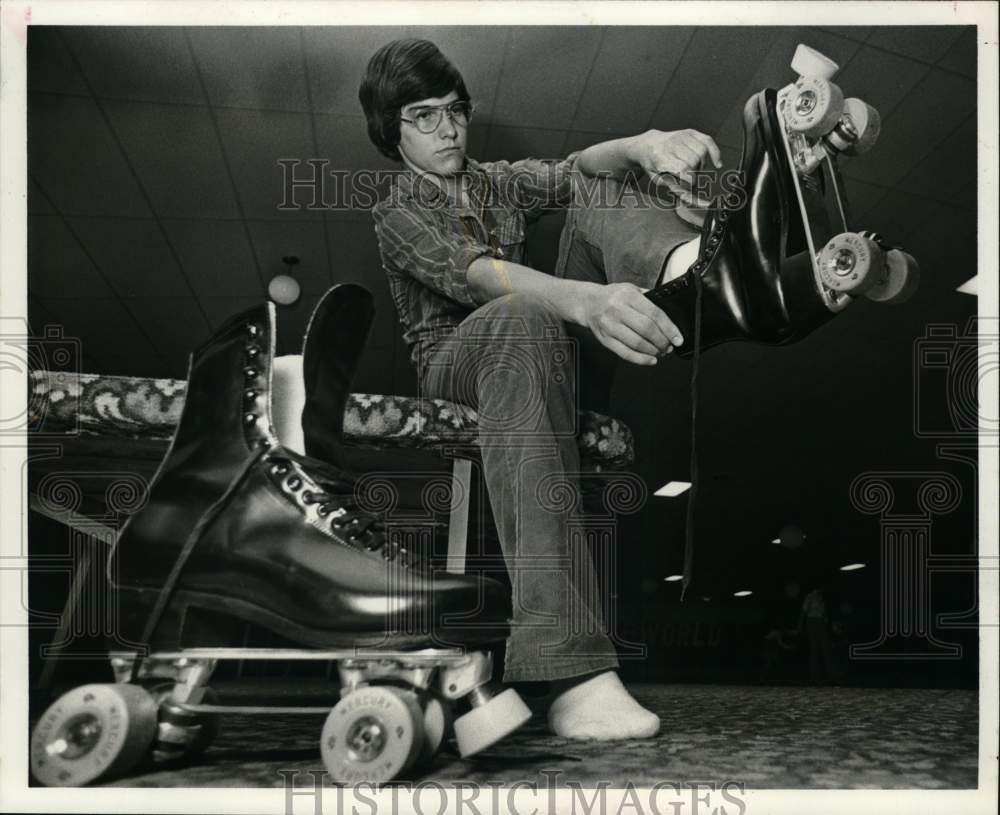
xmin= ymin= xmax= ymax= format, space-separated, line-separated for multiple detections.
xmin=479 ymin=293 xmax=566 ymax=337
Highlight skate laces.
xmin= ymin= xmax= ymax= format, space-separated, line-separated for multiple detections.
xmin=277 ymin=453 xmax=419 ymax=568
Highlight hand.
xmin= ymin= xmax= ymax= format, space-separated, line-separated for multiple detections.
xmin=630 ymin=129 xmax=723 ymax=208
xmin=579 ymin=282 xmax=684 ymax=366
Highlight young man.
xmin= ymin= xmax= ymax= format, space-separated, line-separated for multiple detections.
xmin=360 ymin=38 xmax=717 ymax=741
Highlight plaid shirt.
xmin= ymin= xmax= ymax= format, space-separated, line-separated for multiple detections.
xmin=372 ymin=154 xmax=578 ymax=375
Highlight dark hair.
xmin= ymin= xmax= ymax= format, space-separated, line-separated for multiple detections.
xmin=359 ymin=39 xmax=470 ymax=161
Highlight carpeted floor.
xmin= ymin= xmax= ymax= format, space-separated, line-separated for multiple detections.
xmin=80 ymin=681 xmax=979 ymax=789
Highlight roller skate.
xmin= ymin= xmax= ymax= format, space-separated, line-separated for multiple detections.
xmin=30 ymin=285 xmax=530 ymax=787
xmin=647 ymin=44 xmax=919 ymax=358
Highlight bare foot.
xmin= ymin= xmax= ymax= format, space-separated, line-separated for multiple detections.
xmin=547 ymin=671 xmax=660 ymax=740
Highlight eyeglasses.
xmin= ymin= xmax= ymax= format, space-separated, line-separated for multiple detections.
xmin=399 ymin=101 xmax=474 ymax=134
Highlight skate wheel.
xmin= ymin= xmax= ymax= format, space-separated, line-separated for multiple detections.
xmin=818 ymin=232 xmax=885 ymax=295
xmin=791 ymin=44 xmax=839 ymax=80
xmin=30 ymin=684 xmax=158 ymax=787
xmin=838 ymin=98 xmax=881 ymax=155
xmin=865 ymin=249 xmax=920 ymax=304
xmin=415 ymin=694 xmax=453 ymax=766
xmin=453 ymin=687 xmax=532 ymax=758
xmin=321 ymin=685 xmax=423 ymax=784
xmin=785 ymin=77 xmax=845 ymax=137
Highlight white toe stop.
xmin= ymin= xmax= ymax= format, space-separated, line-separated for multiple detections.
xmin=791 ymin=44 xmax=839 ymax=80
xmin=453 ymin=688 xmax=532 ymax=757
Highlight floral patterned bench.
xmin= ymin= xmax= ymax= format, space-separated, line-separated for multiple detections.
xmin=30 ymin=368 xmax=635 ymax=574
xmin=29 ymin=370 xmax=634 ymax=470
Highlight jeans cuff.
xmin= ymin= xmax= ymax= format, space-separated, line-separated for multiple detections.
xmin=502 ymin=656 xmax=620 ymax=683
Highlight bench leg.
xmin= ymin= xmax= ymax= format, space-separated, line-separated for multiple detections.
xmin=446 ymin=459 xmax=473 ymax=574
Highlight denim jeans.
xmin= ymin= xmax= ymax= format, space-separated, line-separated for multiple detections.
xmin=420 ymin=178 xmax=699 ymax=682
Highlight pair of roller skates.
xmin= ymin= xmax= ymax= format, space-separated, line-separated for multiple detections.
xmin=647 ymin=44 xmax=919 ymax=357
xmin=31 ymin=285 xmax=530 ymax=787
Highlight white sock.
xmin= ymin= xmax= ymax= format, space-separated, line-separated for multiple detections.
xmin=662 ymin=237 xmax=701 ymax=284
xmin=547 ymin=671 xmax=660 ymax=741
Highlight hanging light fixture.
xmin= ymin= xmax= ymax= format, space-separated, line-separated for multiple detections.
xmin=269 ymin=255 xmax=302 ymax=305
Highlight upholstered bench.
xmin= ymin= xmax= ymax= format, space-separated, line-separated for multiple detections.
xmin=29 ymin=366 xmax=635 ymax=572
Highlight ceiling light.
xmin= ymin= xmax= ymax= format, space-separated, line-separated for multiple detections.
xmin=840 ymin=562 xmax=867 ymax=571
xmin=654 ymin=481 xmax=691 ymax=497
xmin=268 ymin=274 xmax=301 ymax=305
xmin=733 ymin=590 xmax=753 ymax=597
xmin=664 ymin=574 xmax=683 ymax=582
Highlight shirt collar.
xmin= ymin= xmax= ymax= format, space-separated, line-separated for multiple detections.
xmin=393 ymin=158 xmax=490 ymax=212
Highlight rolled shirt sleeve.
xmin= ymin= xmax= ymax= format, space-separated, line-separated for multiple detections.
xmin=373 ymin=204 xmax=494 ymax=309
xmin=478 ymin=151 xmax=579 ymax=223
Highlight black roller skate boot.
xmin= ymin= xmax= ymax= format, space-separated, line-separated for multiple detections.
xmin=107 ymin=295 xmax=511 ymax=653
xmin=646 ymin=43 xmax=918 ymax=359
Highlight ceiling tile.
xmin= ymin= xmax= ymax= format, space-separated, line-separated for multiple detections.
xmin=64 ymin=27 xmax=204 ymax=105
xmin=716 ymin=28 xmax=865 ymax=149
xmin=492 ymin=28 xmax=604 ymax=130
xmin=572 ymin=27 xmax=694 ymax=135
xmin=483 ymin=126 xmax=567 ymax=162
xmin=187 ymin=28 xmax=309 ymax=112
xmin=214 ymin=108 xmax=320 ymax=220
xmin=35 ymin=297 xmax=166 ymax=376
xmin=936 ymin=26 xmax=977 ymax=78
xmin=832 ymin=44 xmax=930 ymax=123
xmin=68 ymin=217 xmax=192 ymax=298
xmin=30 ymin=296 xmax=109 ymax=372
xmin=28 ymin=215 xmax=115 ymax=299
xmin=866 ymin=26 xmax=965 ymax=64
xmin=650 ymin=28 xmax=778 ymax=139
xmin=857 ymin=189 xmax=941 ymax=252
xmin=841 ymin=178 xmax=889 ymax=223
xmin=312 ymin=113 xmax=398 ymax=213
xmin=903 ymin=203 xmax=976 ymax=273
xmin=817 ymin=27 xmax=873 ymax=43
xmin=324 ymin=220 xmax=383 ymax=288
xmin=29 ymin=94 xmax=152 ymax=217
xmin=161 ymin=220 xmax=263 ymax=298
xmin=304 ymin=27 xmax=417 ymax=115
xmin=123 ymin=298 xmax=212 ymax=373
xmin=421 ymin=27 xmax=514 ymax=121
xmin=105 ymin=100 xmax=241 ymax=219
xmin=842 ymin=68 xmax=975 ymax=187
xmin=563 ymin=130 xmax=629 ymax=155
xmin=28 ymin=177 xmax=56 ymax=214
xmin=27 ymin=27 xmax=88 ymax=95
xmin=466 ymin=123 xmax=489 ymax=161
xmin=895 ymin=115 xmax=975 ymax=209
xmin=246 ymin=220 xmax=330 ymax=294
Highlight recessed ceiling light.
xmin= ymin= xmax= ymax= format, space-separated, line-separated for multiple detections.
xmin=664 ymin=574 xmax=683 ymax=582
xmin=733 ymin=590 xmax=753 ymax=597
xmin=771 ymin=538 xmax=781 ymax=544
xmin=956 ymin=276 xmax=977 ymax=296
xmin=655 ymin=481 xmax=691 ymax=497
xmin=840 ymin=562 xmax=867 ymax=571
